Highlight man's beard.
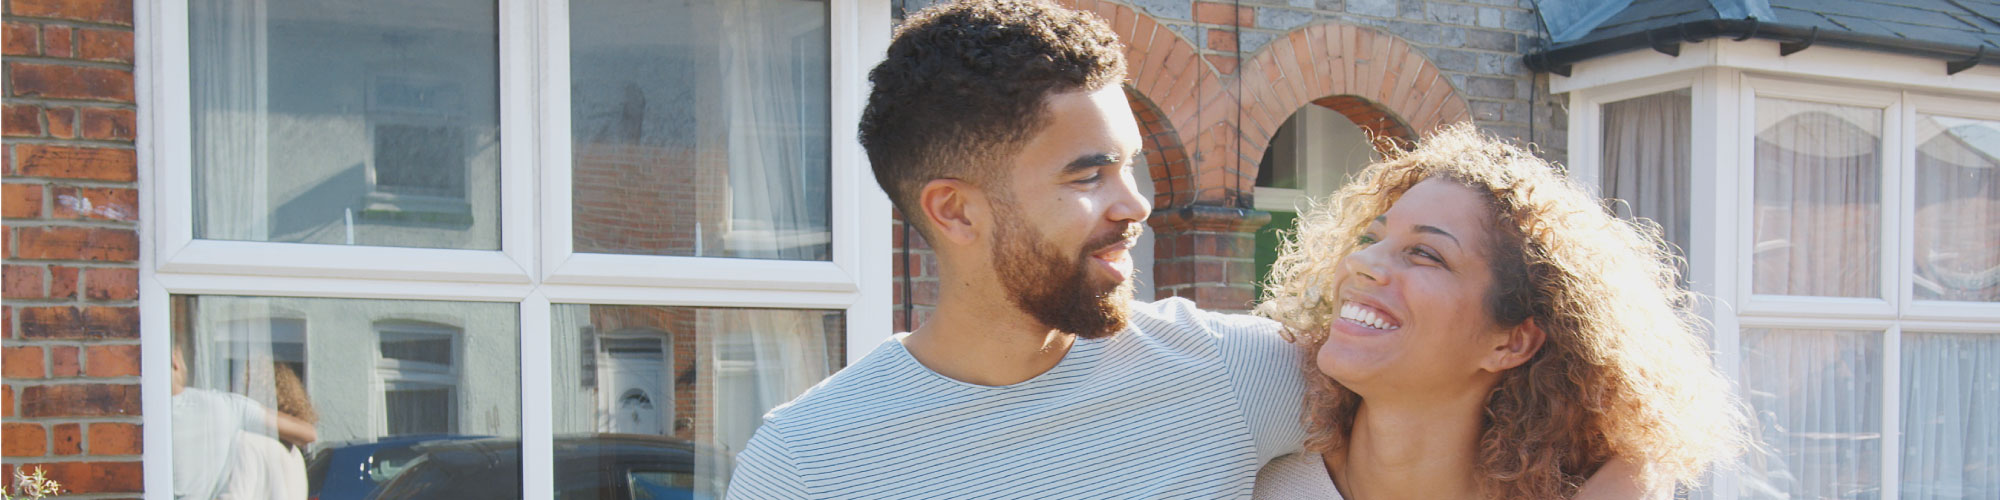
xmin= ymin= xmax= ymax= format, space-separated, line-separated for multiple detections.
xmin=990 ymin=201 xmax=1139 ymax=339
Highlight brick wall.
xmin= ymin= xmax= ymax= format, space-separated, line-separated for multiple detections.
xmin=3 ymin=0 xmax=144 ymax=497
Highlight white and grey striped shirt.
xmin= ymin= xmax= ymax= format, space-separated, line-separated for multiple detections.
xmin=724 ymin=297 xmax=1310 ymax=499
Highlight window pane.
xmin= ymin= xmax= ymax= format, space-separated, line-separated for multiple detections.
xmin=1744 ymin=99 xmax=1880 ymax=298
xmin=1901 ymin=332 xmax=2000 ymax=498
xmin=191 ymin=0 xmax=501 ymax=249
xmin=1913 ymin=115 xmax=2000 ymax=302
xmin=569 ymin=0 xmax=832 ymax=260
xmin=171 ymin=296 xmax=519 ymax=500
xmin=1752 ymin=98 xmax=1883 ymax=298
xmin=1601 ymin=89 xmax=1692 ymax=263
xmin=551 ymin=305 xmax=845 ymax=499
xmin=1739 ymin=328 xmax=1883 ymax=499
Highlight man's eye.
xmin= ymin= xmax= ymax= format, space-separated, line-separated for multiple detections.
xmin=1075 ymin=173 xmax=1103 ymax=184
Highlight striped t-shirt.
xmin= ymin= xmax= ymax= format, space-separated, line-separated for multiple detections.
xmin=724 ymin=297 xmax=1310 ymax=499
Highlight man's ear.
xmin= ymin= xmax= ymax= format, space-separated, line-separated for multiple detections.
xmin=919 ymin=178 xmax=989 ymax=246
xmin=1481 ymin=317 xmax=1546 ymax=372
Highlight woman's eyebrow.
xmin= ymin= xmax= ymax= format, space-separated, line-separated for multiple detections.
xmin=1374 ymin=215 xmax=1461 ymax=249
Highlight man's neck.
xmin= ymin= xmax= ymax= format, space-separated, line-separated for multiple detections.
xmin=1326 ymin=392 xmax=1489 ymax=500
xmin=900 ymin=286 xmax=1076 ymax=387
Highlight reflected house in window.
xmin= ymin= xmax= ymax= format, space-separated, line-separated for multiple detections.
xmin=569 ymin=0 xmax=831 ymax=261
xmin=1912 ymin=118 xmax=2000 ymax=301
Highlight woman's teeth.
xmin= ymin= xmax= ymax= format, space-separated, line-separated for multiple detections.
xmin=1340 ymin=302 xmax=1399 ymax=330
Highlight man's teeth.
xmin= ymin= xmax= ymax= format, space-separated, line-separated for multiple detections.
xmin=1340 ymin=302 xmax=1398 ymax=330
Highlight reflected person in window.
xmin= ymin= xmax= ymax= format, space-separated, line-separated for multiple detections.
xmin=1251 ymin=125 xmax=1751 ymax=499
xmin=170 ymin=343 xmax=318 ymax=500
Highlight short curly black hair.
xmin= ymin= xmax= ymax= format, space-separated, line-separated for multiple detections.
xmin=861 ymin=0 xmax=1126 ymax=237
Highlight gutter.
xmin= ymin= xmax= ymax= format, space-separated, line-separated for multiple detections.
xmin=1524 ymin=18 xmax=1996 ymax=77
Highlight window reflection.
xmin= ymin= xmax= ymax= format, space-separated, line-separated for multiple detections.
xmin=552 ymin=305 xmax=845 ymax=499
xmin=171 ymin=296 xmax=519 ymax=500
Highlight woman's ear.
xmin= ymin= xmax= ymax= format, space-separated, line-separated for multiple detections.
xmin=920 ymin=178 xmax=987 ymax=246
xmin=1482 ymin=317 xmax=1546 ymax=372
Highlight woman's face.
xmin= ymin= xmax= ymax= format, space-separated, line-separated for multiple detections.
xmin=1318 ymin=178 xmax=1517 ymax=401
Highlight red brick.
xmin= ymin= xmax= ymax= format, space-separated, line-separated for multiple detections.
xmin=87 ymin=423 xmax=140 ymax=455
xmin=1207 ymin=29 xmax=1237 ymax=52
xmin=30 ymin=460 xmax=144 ymax=493
xmin=51 ymin=345 xmax=80 ymax=377
xmin=14 ymin=227 xmax=138 ymax=261
xmin=3 ymin=183 xmax=44 ymax=218
xmin=77 ymin=29 xmax=132 ymax=63
xmin=52 ymin=423 xmax=82 ymax=455
xmin=19 ymin=306 xmax=138 ymax=340
xmin=83 ymin=267 xmax=136 ymax=300
xmin=78 ymin=107 xmax=134 ymax=140
xmin=2 ymin=385 xmax=13 ymax=417
xmin=19 ymin=383 xmax=140 ymax=417
xmin=83 ymin=344 xmax=138 ymax=377
xmin=3 ymin=264 xmax=45 ymax=299
xmin=8 ymin=63 xmax=134 ymax=102
xmin=51 ymin=186 xmax=137 ymax=222
xmin=14 ymin=145 xmax=136 ymax=181
xmin=3 ymin=346 xmax=46 ymax=378
xmin=3 ymin=423 xmax=47 ymax=456
xmin=45 ymin=107 xmax=76 ymax=139
xmin=50 ymin=265 xmax=78 ymax=298
xmin=1206 ymin=55 xmax=1238 ymax=75
xmin=3 ymin=103 xmax=41 ymax=137
xmin=10 ymin=0 xmax=136 ymax=26
xmin=1193 ymin=2 xmax=1253 ymax=27
xmin=2 ymin=22 xmax=36 ymax=56
xmin=41 ymin=25 xmax=72 ymax=58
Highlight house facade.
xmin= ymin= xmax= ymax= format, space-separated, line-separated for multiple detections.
xmin=0 ymin=0 xmax=1991 ymax=498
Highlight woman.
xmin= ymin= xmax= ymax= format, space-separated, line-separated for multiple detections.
xmin=1253 ymin=125 xmax=1749 ymax=499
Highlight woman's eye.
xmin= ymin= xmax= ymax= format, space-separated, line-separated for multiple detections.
xmin=1356 ymin=234 xmax=1378 ymax=246
xmin=1410 ymin=247 xmax=1442 ymax=264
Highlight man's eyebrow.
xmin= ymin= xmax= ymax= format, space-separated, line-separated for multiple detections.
xmin=1063 ymin=152 xmax=1122 ymax=174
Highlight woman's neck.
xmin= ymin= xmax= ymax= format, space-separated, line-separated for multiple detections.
xmin=1325 ymin=396 xmax=1489 ymax=500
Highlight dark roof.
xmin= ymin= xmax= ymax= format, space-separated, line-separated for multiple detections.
xmin=1528 ymin=0 xmax=2000 ymax=75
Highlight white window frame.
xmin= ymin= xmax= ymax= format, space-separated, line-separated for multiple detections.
xmin=136 ymin=0 xmax=895 ymax=498
xmin=1561 ymin=39 xmax=2000 ymax=500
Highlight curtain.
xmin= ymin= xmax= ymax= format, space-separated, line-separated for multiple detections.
xmin=716 ymin=0 xmax=831 ymax=261
xmin=1901 ymin=332 xmax=2000 ymax=499
xmin=1601 ymin=89 xmax=1692 ymax=261
xmin=1912 ymin=115 xmax=2000 ymax=302
xmin=191 ymin=0 xmax=269 ymax=242
xmin=550 ymin=305 xmax=599 ymax=434
xmin=700 ymin=308 xmax=835 ymax=499
xmin=1739 ymin=329 xmax=1884 ymax=500
xmin=1751 ymin=99 xmax=1884 ymax=298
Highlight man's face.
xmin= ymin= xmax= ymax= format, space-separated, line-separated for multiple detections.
xmin=989 ymin=85 xmax=1150 ymax=339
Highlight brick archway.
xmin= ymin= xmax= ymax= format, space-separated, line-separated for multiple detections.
xmin=1207 ymin=23 xmax=1473 ymax=204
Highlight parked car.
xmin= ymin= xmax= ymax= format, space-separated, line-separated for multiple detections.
xmin=371 ymin=434 xmax=711 ymax=500
xmin=306 ymin=434 xmax=489 ymax=500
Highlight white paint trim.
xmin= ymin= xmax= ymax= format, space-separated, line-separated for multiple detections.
xmin=1251 ymin=187 xmax=1309 ymax=213
xmin=1557 ymin=39 xmax=2000 ymax=98
xmin=1881 ymin=325 xmax=1902 ymax=500
xmin=139 ymin=1 xmax=892 ymax=498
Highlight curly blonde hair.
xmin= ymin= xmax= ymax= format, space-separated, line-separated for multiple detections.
xmin=1257 ymin=124 xmax=1749 ymax=498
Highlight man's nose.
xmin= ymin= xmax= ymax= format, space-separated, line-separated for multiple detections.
xmin=1108 ymin=169 xmax=1151 ymax=223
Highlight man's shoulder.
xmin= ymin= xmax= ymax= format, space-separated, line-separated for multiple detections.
xmin=1129 ymin=297 xmax=1287 ymax=347
xmin=757 ymin=337 xmax=917 ymax=427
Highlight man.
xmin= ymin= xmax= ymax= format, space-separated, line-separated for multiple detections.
xmin=723 ymin=1 xmax=1308 ymax=497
